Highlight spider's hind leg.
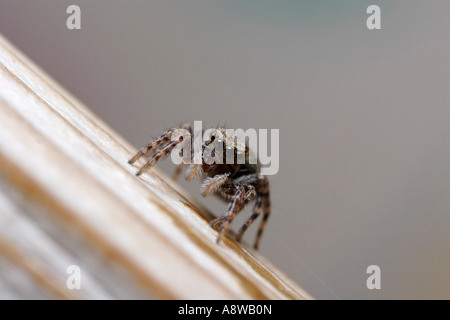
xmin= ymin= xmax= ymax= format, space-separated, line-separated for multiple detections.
xmin=236 ymin=194 xmax=263 ymax=243
xmin=253 ymin=177 xmax=270 ymax=250
xmin=215 ymin=185 xmax=256 ymax=245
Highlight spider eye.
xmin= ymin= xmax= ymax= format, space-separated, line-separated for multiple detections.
xmin=210 ymin=134 xmax=216 ymax=141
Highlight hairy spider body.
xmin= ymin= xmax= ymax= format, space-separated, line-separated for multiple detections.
xmin=129 ymin=123 xmax=271 ymax=249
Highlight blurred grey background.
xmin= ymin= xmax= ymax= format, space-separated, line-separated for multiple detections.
xmin=0 ymin=0 xmax=449 ymax=299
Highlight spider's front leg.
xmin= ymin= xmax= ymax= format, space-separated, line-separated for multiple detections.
xmin=129 ymin=126 xmax=189 ymax=176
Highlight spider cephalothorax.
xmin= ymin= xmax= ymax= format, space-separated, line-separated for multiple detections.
xmin=128 ymin=123 xmax=271 ymax=249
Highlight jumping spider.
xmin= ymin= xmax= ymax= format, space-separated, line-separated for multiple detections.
xmin=128 ymin=123 xmax=270 ymax=249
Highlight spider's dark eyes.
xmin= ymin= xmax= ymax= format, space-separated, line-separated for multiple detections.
xmin=210 ymin=134 xmax=216 ymax=141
